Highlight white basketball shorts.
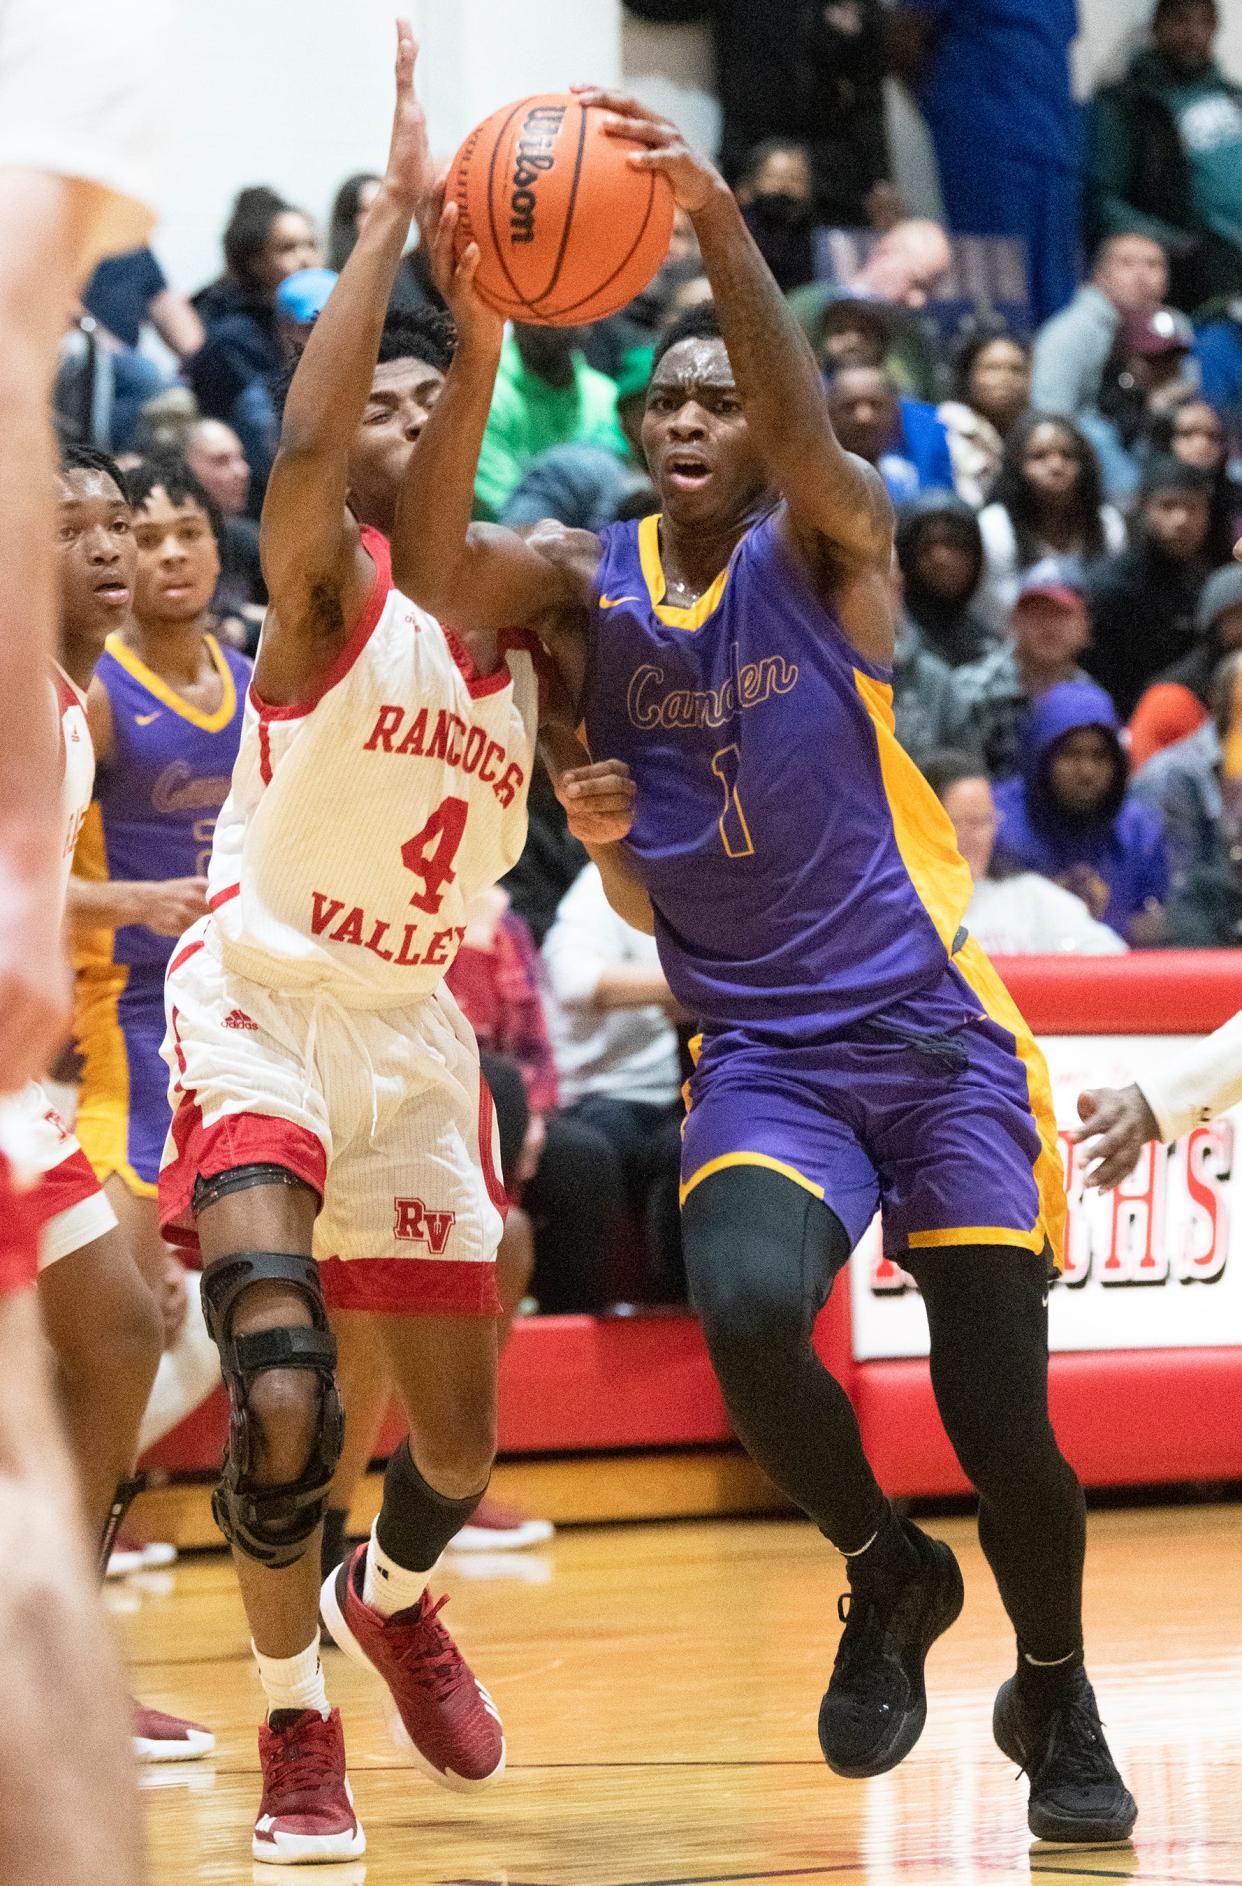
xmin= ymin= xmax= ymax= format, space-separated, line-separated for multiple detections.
xmin=0 ymin=1083 xmax=118 ymax=1269
xmin=159 ymin=921 xmax=507 ymax=1316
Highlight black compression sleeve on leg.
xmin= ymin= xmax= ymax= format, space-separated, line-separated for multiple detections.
xmin=905 ymin=1245 xmax=1085 ymax=1664
xmin=375 ymin=1440 xmax=488 ymax=1575
xmin=681 ymin=1165 xmax=886 ymax=1551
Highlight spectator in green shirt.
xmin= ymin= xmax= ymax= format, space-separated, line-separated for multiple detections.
xmin=474 ymin=324 xmax=627 ymax=520
xmin=1087 ymin=0 xmax=1242 ymax=310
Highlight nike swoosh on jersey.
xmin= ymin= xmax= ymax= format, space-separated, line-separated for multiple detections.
xmin=136 ymin=710 xmax=160 ymax=725
xmin=599 ymin=594 xmax=642 ymax=609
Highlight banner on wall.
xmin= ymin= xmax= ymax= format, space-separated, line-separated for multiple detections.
xmin=850 ymin=1034 xmax=1241 ymax=1360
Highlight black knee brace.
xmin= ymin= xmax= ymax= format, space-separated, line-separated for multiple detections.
xmin=200 ymin=1250 xmax=343 ymax=1569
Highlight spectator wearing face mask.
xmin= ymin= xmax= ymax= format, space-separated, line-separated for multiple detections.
xmin=925 ymin=750 xmax=1127 ymax=956
xmin=825 ymin=364 xmax=954 ymax=504
xmin=1129 ymin=565 xmax=1242 ymax=769
xmin=894 ymin=490 xmax=995 ymax=668
xmin=622 ymin=0 xmax=895 ymax=229
xmin=737 ymin=139 xmax=817 ymax=293
xmin=944 ymin=559 xmax=1093 ymax=782
xmin=1087 ymin=0 xmax=1242 ymax=310
xmin=992 ymin=679 xmax=1169 ymax=945
xmin=1083 ymin=456 xmax=1215 ymax=719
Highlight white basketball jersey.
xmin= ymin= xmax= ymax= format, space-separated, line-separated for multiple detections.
xmin=208 ymin=529 xmax=539 ymax=1007
xmin=53 ymin=664 xmax=94 ymax=918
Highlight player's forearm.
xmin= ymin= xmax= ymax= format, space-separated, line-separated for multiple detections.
xmin=67 ymin=877 xmax=150 ymax=932
xmin=277 ymin=187 xmax=414 ymax=459
xmin=391 ymin=330 xmax=504 ymax=615
xmin=594 ymin=962 xmax=672 ymax=1007
xmin=1138 ymin=1010 xmax=1242 ymax=1144
xmin=690 ymin=187 xmax=890 ymax=556
xmin=587 ymin=844 xmax=656 ymax=936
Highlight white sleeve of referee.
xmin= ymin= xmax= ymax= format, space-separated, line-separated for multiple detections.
xmin=0 ymin=0 xmax=170 ymax=251
xmin=1138 ymin=1009 xmax=1242 ymax=1144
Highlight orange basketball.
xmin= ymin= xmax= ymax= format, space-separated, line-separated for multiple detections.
xmin=449 ymin=93 xmax=675 ymax=327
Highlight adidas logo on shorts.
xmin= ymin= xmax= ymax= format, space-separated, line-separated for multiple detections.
xmin=223 ymin=1008 xmax=259 ymax=1031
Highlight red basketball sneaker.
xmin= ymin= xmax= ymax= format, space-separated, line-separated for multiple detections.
xmin=131 ymin=1699 xmax=215 ymax=1762
xmin=252 ymin=1707 xmax=365 ymax=1865
xmin=321 ymin=1544 xmax=505 ymax=1792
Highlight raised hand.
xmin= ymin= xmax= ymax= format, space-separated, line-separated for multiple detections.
xmin=383 ymin=19 xmax=435 ymax=213
xmin=571 ymin=86 xmax=723 ymax=215
xmin=421 ymin=185 xmax=505 ymax=353
xmin=1074 ymin=1084 xmax=1160 ymax=1191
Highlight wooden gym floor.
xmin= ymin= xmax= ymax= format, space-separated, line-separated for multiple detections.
xmin=121 ymin=1502 xmax=1242 ymax=1886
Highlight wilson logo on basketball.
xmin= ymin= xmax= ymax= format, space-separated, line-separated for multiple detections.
xmin=510 ymin=104 xmax=565 ymax=244
xmin=393 ymin=1198 xmax=457 ymax=1254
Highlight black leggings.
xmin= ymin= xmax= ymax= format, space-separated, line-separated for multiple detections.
xmin=682 ymin=1165 xmax=1085 ymax=1661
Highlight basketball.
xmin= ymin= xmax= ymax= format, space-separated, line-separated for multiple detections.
xmin=449 ymin=92 xmax=676 ymax=326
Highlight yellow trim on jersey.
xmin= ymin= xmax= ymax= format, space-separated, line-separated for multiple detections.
xmin=908 ymin=1225 xmax=1046 ymax=1253
xmin=72 ymin=967 xmax=158 ymax=1198
xmin=680 ymin=1151 xmax=825 ymax=1207
xmin=637 ymin=514 xmax=732 ymax=631
xmin=950 ymin=935 xmax=1067 ymax=1273
xmin=104 ymin=631 xmax=237 ymax=732
xmin=853 ymin=668 xmax=973 ymax=953
xmin=69 ymin=801 xmax=117 ymax=976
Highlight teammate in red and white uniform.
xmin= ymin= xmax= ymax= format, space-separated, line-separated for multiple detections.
xmin=16 ymin=445 xmax=215 ymax=1765
xmin=157 ymin=28 xmax=633 ymax=1865
xmin=0 ymin=6 xmax=178 ymax=1879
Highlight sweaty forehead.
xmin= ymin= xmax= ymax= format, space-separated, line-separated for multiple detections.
xmin=369 ymin=355 xmax=445 ymax=399
xmin=58 ymin=468 xmax=125 ymax=508
xmin=650 ymin=337 xmax=734 ymax=397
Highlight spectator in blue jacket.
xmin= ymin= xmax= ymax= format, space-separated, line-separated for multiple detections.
xmin=825 ymin=363 xmax=954 ymax=503
xmin=993 ymin=679 xmax=1170 ymax=944
xmin=1196 ymin=298 xmax=1242 ymax=434
xmin=887 ymin=0 xmax=1081 ymax=323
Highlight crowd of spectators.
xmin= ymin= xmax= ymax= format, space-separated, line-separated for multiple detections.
xmin=48 ymin=0 xmax=1242 ymax=1317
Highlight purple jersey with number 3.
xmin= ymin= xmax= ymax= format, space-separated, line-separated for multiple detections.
xmin=583 ymin=511 xmax=975 ymax=1042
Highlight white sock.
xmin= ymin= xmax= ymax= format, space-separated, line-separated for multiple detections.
xmin=254 ymin=1635 xmax=330 ymax=1720
xmin=362 ymin=1520 xmax=429 ymax=1620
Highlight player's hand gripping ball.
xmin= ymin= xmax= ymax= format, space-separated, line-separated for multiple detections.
xmin=448 ymin=91 xmax=675 ymax=326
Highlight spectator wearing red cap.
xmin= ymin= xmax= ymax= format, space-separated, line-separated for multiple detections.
xmin=1080 ymin=306 xmax=1199 ymax=501
xmin=943 ymin=558 xmax=1094 ymax=782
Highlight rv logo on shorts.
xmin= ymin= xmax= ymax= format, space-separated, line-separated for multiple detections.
xmin=393 ymin=1197 xmax=457 ymax=1254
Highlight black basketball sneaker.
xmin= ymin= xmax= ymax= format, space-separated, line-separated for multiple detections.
xmin=818 ymin=1521 xmax=964 ymax=1778
xmin=994 ymin=1664 xmax=1137 ymax=1844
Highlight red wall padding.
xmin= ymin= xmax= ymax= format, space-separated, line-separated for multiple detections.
xmin=143 ymin=954 xmax=1242 ymax=1494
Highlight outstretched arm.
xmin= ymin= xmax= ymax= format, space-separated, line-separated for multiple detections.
xmin=390 ymin=196 xmax=588 ymax=633
xmin=256 ymin=21 xmax=432 ymax=703
xmin=577 ymin=87 xmax=894 ymax=575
